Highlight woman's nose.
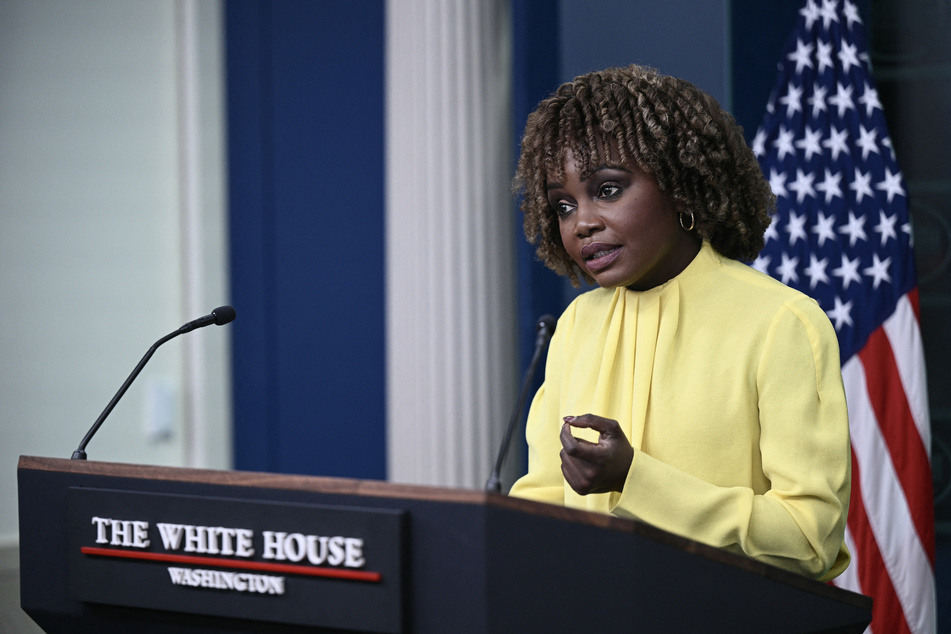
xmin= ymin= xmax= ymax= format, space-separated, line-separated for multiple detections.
xmin=573 ymin=201 xmax=603 ymax=237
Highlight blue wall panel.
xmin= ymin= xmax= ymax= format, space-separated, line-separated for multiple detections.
xmin=559 ymin=0 xmax=730 ymax=105
xmin=512 ymin=0 xmax=565 ymax=375
xmin=226 ymin=0 xmax=386 ymax=479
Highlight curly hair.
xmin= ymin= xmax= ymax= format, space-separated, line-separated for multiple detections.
xmin=514 ymin=64 xmax=774 ymax=286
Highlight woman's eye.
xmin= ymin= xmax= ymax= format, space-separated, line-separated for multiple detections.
xmin=599 ymin=183 xmax=621 ymax=198
xmin=553 ymin=200 xmax=574 ymax=217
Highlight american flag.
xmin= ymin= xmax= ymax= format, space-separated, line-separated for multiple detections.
xmin=751 ymin=0 xmax=936 ymax=631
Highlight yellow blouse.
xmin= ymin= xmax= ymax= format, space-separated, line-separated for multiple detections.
xmin=509 ymin=241 xmax=851 ymax=581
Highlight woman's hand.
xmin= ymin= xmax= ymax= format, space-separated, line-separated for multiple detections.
xmin=560 ymin=414 xmax=634 ymax=495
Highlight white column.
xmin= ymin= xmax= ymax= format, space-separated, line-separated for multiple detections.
xmin=175 ymin=0 xmax=231 ymax=469
xmin=175 ymin=0 xmax=206 ymax=468
xmin=386 ymin=0 xmax=517 ymax=488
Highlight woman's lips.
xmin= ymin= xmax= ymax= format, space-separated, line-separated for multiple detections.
xmin=581 ymin=243 xmax=621 ymax=272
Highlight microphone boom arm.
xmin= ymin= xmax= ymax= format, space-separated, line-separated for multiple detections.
xmin=70 ymin=306 xmax=235 ymax=460
xmin=485 ymin=315 xmax=555 ymax=492
xmin=71 ymin=331 xmax=176 ymax=460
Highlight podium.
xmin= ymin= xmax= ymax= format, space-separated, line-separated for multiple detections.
xmin=18 ymin=455 xmax=871 ymax=633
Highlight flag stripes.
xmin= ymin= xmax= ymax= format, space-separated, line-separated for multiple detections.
xmin=845 ymin=450 xmax=912 ymax=633
xmin=844 ymin=342 xmax=936 ymax=632
xmin=858 ymin=329 xmax=934 ymax=559
xmin=883 ymin=291 xmax=930 ymax=444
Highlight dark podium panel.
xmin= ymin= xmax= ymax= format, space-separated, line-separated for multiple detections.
xmin=18 ymin=456 xmax=871 ymax=633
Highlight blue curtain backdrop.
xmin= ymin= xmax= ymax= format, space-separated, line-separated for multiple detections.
xmin=226 ymin=0 xmax=387 ymax=479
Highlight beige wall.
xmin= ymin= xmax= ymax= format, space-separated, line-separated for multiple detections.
xmin=0 ymin=0 xmax=230 ymax=557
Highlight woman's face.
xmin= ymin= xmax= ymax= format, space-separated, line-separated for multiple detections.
xmin=546 ymin=155 xmax=700 ymax=291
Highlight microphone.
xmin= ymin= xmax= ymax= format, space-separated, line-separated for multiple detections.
xmin=486 ymin=314 xmax=556 ymax=493
xmin=179 ymin=304 xmax=236 ymax=333
xmin=70 ymin=306 xmax=236 ymax=460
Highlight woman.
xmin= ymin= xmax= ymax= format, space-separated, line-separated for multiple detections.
xmin=508 ymin=65 xmax=850 ymax=581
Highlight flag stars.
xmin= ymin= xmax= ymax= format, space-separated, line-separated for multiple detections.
xmin=768 ymin=168 xmax=788 ymax=199
xmin=876 ymin=167 xmax=905 ymax=203
xmin=873 ymin=211 xmax=898 ymax=246
xmin=839 ymin=211 xmax=868 ymax=246
xmin=780 ymin=82 xmax=804 ymax=118
xmin=805 ymin=253 xmax=830 ymax=288
xmin=822 ymin=126 xmax=849 ymax=161
xmin=856 ymin=125 xmax=880 ymax=161
xmin=828 ymin=82 xmax=855 ymax=118
xmin=902 ymin=221 xmax=914 ymax=247
xmin=774 ymin=126 xmax=797 ymax=161
xmin=813 ymin=211 xmax=838 ymax=246
xmin=764 ymin=214 xmax=781 ymax=244
xmin=787 ymin=211 xmax=809 ymax=245
xmin=839 ymin=40 xmax=861 ymax=73
xmin=816 ymin=168 xmax=843 ymax=203
xmin=819 ymin=0 xmax=840 ymax=30
xmin=788 ymin=168 xmax=817 ymax=203
xmin=858 ymin=83 xmax=882 ymax=117
xmin=788 ymin=40 xmax=815 ymax=74
xmin=816 ymin=40 xmax=834 ymax=74
xmin=800 ymin=0 xmax=821 ymax=30
xmin=809 ymin=84 xmax=829 ymax=117
xmin=883 ymin=136 xmax=897 ymax=161
xmin=754 ymin=0 xmax=916 ymax=352
xmin=752 ymin=129 xmax=767 ymax=157
xmin=796 ymin=126 xmax=824 ymax=161
xmin=832 ymin=253 xmax=862 ymax=290
xmin=826 ymin=296 xmax=854 ymax=331
xmin=777 ymin=252 xmax=801 ymax=285
xmin=863 ymin=253 xmax=892 ymax=289
xmin=843 ymin=0 xmax=862 ymax=28
xmin=850 ymin=167 xmax=874 ymax=203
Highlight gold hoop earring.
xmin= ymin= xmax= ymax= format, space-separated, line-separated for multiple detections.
xmin=679 ymin=211 xmax=695 ymax=231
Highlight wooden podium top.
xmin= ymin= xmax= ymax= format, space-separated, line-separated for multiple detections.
xmin=18 ymin=455 xmax=872 ymax=633
xmin=19 ymin=455 xmax=869 ymax=604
